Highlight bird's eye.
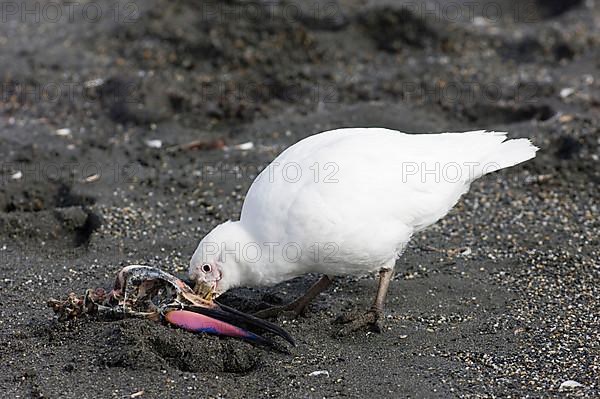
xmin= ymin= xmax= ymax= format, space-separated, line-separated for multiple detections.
xmin=201 ymin=264 xmax=212 ymax=273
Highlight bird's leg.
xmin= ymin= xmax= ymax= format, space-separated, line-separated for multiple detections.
xmin=371 ymin=267 xmax=393 ymax=314
xmin=335 ymin=268 xmax=394 ymax=335
xmin=254 ymin=275 xmax=332 ymax=319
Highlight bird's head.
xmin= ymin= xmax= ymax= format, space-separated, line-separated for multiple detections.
xmin=189 ymin=221 xmax=246 ymax=299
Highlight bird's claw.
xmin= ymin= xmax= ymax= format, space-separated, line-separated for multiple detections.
xmin=333 ymin=308 xmax=383 ymax=336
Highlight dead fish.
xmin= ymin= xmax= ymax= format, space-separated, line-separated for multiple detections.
xmin=48 ymin=265 xmax=294 ymax=348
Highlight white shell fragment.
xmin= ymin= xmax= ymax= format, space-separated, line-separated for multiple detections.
xmin=84 ymin=174 xmax=100 ymax=183
xmin=559 ymin=88 xmax=575 ymax=98
xmin=308 ymin=370 xmax=330 ymax=377
xmin=10 ymin=171 xmax=23 ymax=180
xmin=84 ymin=78 xmax=105 ymax=88
xmin=233 ymin=141 xmax=254 ymax=150
xmin=459 ymin=247 xmax=472 ymax=256
xmin=145 ymin=139 xmax=163 ymax=149
xmin=55 ymin=128 xmax=71 ymax=137
xmin=559 ymin=380 xmax=584 ymax=391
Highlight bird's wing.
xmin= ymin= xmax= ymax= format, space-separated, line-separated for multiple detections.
xmin=241 ymin=128 xmax=535 ymax=264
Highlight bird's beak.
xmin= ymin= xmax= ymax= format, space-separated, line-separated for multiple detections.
xmin=164 ymin=302 xmax=295 ymax=347
xmin=182 ymin=279 xmax=294 ymax=347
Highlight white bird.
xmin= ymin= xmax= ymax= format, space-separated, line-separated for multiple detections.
xmin=189 ymin=128 xmax=537 ymax=333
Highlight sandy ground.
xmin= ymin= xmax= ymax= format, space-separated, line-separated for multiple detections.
xmin=0 ymin=0 xmax=599 ymax=397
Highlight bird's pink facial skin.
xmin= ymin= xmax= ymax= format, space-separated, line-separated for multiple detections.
xmin=190 ymin=262 xmax=223 ymax=298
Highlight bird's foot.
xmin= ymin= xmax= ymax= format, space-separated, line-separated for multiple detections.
xmin=333 ymin=308 xmax=383 ymax=336
xmin=253 ymin=303 xmax=304 ymax=320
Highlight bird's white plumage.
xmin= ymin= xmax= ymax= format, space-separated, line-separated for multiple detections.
xmin=191 ymin=128 xmax=537 ymax=291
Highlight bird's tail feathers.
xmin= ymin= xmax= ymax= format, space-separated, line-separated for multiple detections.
xmin=477 ymin=135 xmax=538 ymax=178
